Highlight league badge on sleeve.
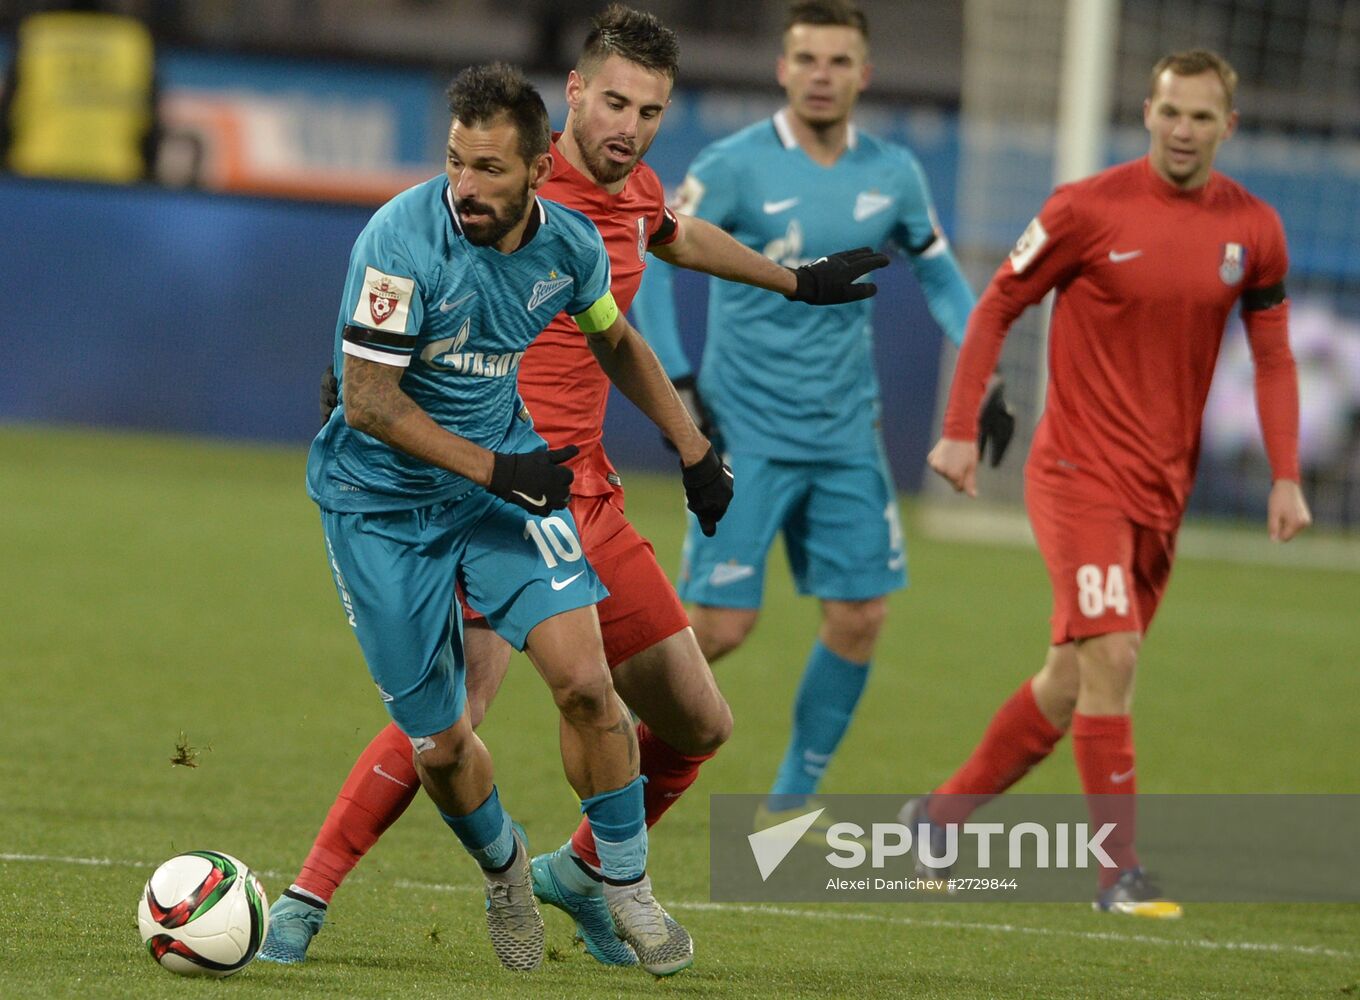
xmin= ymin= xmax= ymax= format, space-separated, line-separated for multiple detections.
xmin=672 ymin=174 xmax=705 ymax=217
xmin=354 ymin=266 xmax=415 ymax=330
xmin=1008 ymin=217 xmax=1048 ymax=274
xmin=1219 ymin=243 xmax=1246 ymax=285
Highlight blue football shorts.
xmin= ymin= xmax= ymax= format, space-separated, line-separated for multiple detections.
xmin=678 ymin=447 xmax=907 ymax=609
xmin=320 ymin=488 xmax=606 ymax=738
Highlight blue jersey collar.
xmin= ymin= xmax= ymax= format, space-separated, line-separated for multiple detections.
xmin=772 ymin=108 xmax=858 ymax=151
xmin=443 ymin=182 xmax=549 ymax=247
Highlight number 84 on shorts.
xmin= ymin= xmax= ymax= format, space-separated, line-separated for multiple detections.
xmin=1076 ymin=564 xmax=1129 ymax=619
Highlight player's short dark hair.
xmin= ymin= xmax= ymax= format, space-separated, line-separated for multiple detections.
xmin=1148 ymin=49 xmax=1238 ymax=112
xmin=784 ymin=0 xmax=868 ymax=38
xmin=445 ymin=63 xmax=550 ymax=164
xmin=577 ymin=4 xmax=680 ymax=81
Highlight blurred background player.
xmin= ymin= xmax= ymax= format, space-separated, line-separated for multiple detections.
xmin=263 ymin=5 xmax=885 ymax=971
xmin=918 ymin=48 xmax=1311 ymax=917
xmin=633 ymin=0 xmax=1012 ymax=831
xmin=302 ymin=62 xmax=738 ymax=975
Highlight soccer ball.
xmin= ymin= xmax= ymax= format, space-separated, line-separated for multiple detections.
xmin=137 ymin=850 xmax=269 ymax=977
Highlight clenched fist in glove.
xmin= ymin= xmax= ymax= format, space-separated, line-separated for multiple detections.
xmin=488 ymin=446 xmax=579 ymax=516
xmin=682 ymin=446 xmax=734 ymax=537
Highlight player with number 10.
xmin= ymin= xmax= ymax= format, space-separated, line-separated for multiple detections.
xmin=273 ymin=8 xmax=886 ymax=977
xmin=303 ymin=63 xmax=732 ymax=975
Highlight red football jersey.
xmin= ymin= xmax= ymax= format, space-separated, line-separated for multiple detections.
xmin=517 ymin=137 xmax=679 ymax=495
xmin=945 ymin=157 xmax=1297 ymax=529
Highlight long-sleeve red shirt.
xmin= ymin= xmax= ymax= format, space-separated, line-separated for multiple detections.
xmin=945 ymin=156 xmax=1299 ymax=530
xmin=515 ymin=137 xmax=679 ymax=496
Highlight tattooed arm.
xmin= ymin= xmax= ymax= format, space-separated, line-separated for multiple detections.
xmin=342 ymin=354 xmax=494 ymax=485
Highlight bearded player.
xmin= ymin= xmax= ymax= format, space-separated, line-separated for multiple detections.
xmin=916 ymin=49 xmax=1310 ymax=917
xmin=262 ymin=5 xmax=886 ymax=968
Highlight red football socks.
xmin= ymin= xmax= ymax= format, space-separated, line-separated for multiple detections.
xmin=570 ymin=722 xmax=715 ymax=870
xmin=1072 ymin=712 xmax=1138 ymax=888
xmin=930 ymin=679 xmax=1065 ymax=826
xmin=295 ymin=722 xmax=419 ymax=903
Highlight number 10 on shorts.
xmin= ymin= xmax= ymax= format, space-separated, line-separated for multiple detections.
xmin=524 ymin=516 xmax=583 ymax=568
xmin=1076 ymin=564 xmax=1129 ymax=618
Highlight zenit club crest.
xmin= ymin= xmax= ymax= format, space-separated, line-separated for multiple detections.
xmin=1219 ymin=243 xmax=1246 ymax=285
xmin=526 ymin=270 xmax=574 ymax=311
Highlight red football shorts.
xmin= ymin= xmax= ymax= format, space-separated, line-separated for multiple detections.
xmin=1025 ymin=478 xmax=1178 ymax=645
xmin=463 ymin=489 xmax=689 ymax=668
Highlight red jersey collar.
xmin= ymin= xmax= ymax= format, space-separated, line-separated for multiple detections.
xmin=1140 ymin=153 xmax=1218 ymax=202
xmin=550 ymin=131 xmax=628 ymax=201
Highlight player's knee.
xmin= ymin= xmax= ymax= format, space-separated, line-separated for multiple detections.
xmin=687 ymin=695 xmax=734 ymax=756
xmin=1039 ymin=645 xmax=1081 ymax=699
xmin=1077 ymin=632 xmax=1141 ymax=690
xmin=694 ymin=608 xmax=758 ymax=661
xmin=822 ymin=599 xmax=888 ymax=659
xmin=548 ymin=665 xmax=616 ymax=727
xmin=410 ymin=724 xmax=475 ymax=775
xmin=1032 ymin=646 xmax=1080 ymax=726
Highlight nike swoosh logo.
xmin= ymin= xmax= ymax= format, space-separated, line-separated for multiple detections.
xmin=512 ymin=489 xmax=547 ymax=508
xmin=372 ymin=764 xmax=413 ymax=788
xmin=762 ymin=197 xmax=800 ymax=214
xmin=1109 ymin=768 xmax=1136 ymax=784
xmin=1107 ymin=250 xmax=1143 ymax=263
xmin=708 ymin=563 xmax=756 ymax=587
xmin=439 ymin=290 xmax=476 ymax=313
xmin=551 ymin=570 xmax=585 ymax=591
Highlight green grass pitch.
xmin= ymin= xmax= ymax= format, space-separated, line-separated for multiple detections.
xmin=1 ymin=424 xmax=1356 ymax=998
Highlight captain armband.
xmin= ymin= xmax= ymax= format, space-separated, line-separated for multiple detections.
xmin=571 ymin=291 xmax=620 ymax=333
xmin=1241 ymin=281 xmax=1286 ymax=312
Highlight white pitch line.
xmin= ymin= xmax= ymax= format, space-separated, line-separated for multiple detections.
xmin=386 ymin=873 xmax=1356 ymax=962
xmin=6 ymin=852 xmax=1353 ymax=962
xmin=678 ymin=901 xmax=1357 ymax=961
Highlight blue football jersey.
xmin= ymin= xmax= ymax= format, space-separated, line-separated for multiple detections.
xmin=660 ymin=110 xmax=973 ymax=461
xmin=307 ymin=176 xmax=614 ymax=512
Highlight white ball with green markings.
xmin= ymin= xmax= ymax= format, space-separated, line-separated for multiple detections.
xmin=137 ymin=850 xmax=269 ymax=977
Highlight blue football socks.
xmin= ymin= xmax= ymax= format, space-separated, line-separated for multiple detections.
xmin=768 ymin=641 xmax=870 ymax=811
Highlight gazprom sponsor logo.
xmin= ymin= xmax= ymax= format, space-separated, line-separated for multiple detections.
xmin=421 ymin=350 xmax=525 ymax=378
xmin=421 ymin=318 xmax=524 ymax=377
xmin=762 ymin=219 xmax=812 ymax=268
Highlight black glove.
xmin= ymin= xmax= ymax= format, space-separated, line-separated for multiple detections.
xmin=682 ymin=446 xmax=734 ymax=537
xmin=786 ymin=247 xmax=890 ymax=305
xmin=321 ymin=364 xmax=340 ymax=424
xmin=488 ymin=446 xmax=579 ymax=515
xmin=978 ymin=378 xmax=1016 ymax=468
xmin=661 ymin=374 xmax=713 ymax=452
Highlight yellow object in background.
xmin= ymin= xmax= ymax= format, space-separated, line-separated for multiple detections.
xmin=5 ymin=11 xmax=156 ymax=183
